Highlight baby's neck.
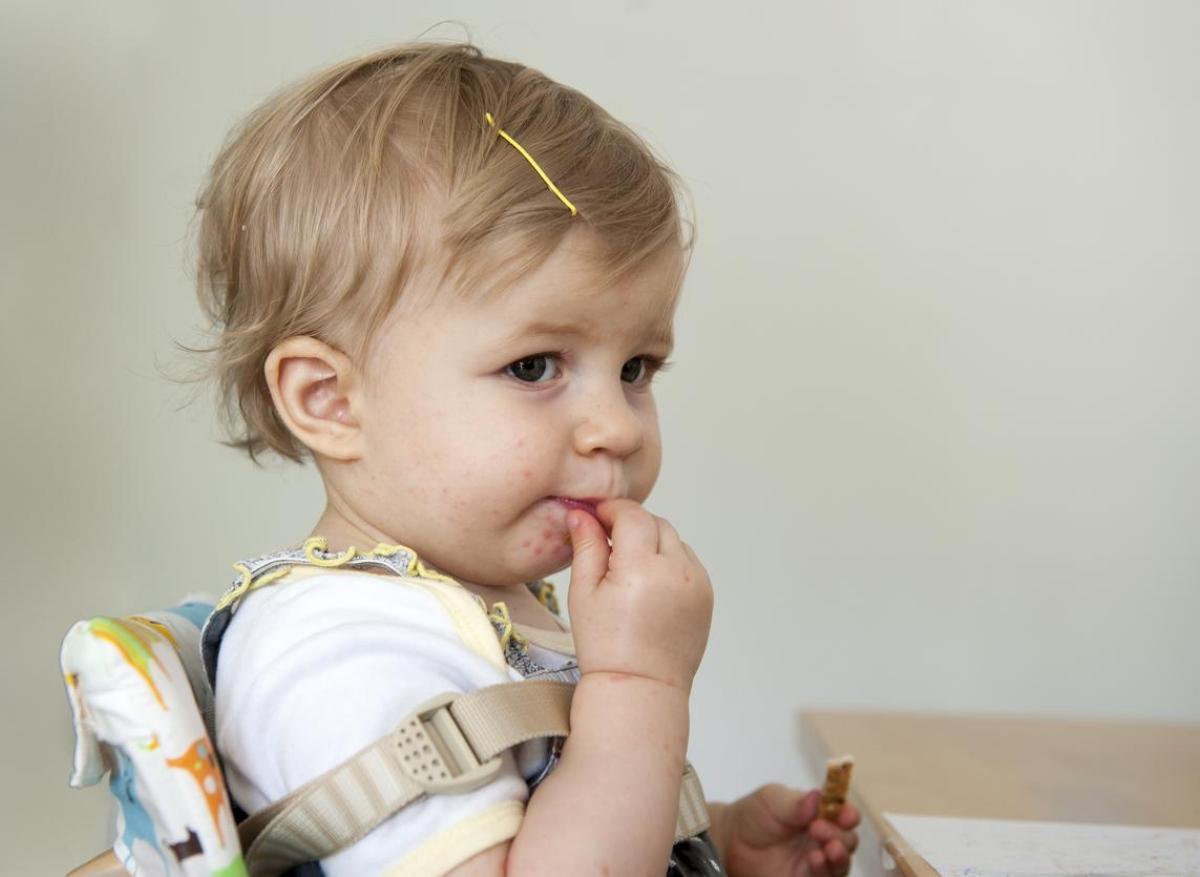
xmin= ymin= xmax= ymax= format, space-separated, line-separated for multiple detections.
xmin=457 ymin=578 xmax=566 ymax=634
xmin=309 ymin=504 xmax=395 ymax=557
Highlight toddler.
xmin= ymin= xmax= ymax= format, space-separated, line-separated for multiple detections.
xmin=191 ymin=41 xmax=859 ymax=877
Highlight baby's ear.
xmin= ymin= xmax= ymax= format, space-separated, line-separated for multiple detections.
xmin=264 ymin=336 xmax=365 ymax=462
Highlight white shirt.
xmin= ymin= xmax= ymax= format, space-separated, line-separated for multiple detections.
xmin=214 ymin=569 xmax=575 ymax=876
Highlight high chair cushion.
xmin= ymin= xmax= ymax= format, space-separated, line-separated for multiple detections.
xmin=61 ymin=600 xmax=248 ymax=877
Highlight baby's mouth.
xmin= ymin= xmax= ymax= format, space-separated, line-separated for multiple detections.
xmin=550 ymin=496 xmax=600 ymax=516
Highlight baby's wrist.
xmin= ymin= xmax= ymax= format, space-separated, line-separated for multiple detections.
xmin=574 ymin=669 xmax=692 ymax=721
xmin=569 ymin=670 xmax=690 ymax=765
xmin=578 ymin=665 xmax=693 ymax=696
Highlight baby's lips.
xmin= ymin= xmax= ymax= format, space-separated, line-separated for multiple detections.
xmin=556 ymin=496 xmax=601 ymax=515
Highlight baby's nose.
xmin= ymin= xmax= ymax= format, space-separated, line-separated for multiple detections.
xmin=573 ymin=389 xmax=644 ymax=458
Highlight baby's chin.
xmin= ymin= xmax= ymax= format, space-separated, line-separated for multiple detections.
xmin=433 ymin=544 xmax=571 ymax=589
xmin=507 ymin=515 xmax=574 ymax=575
xmin=511 ymin=541 xmax=573 ymax=583
xmin=526 ymin=554 xmax=572 ymax=582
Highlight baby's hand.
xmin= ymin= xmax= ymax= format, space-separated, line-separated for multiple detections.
xmin=715 ymin=786 xmax=860 ymax=877
xmin=566 ymin=499 xmax=713 ymax=691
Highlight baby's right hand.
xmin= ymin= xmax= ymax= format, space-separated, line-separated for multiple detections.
xmin=566 ymin=499 xmax=713 ymax=692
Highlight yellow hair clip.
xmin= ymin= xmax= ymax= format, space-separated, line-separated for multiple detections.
xmin=485 ymin=112 xmax=577 ymax=216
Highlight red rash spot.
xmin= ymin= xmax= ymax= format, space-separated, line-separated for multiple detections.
xmin=534 ymin=546 xmax=543 ymax=556
xmin=521 ymin=468 xmax=532 ymax=480
xmin=542 ymin=529 xmax=552 ymax=539
xmin=521 ymin=540 xmax=531 ymax=548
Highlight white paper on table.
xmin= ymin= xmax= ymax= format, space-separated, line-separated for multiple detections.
xmin=883 ymin=813 xmax=1200 ymax=877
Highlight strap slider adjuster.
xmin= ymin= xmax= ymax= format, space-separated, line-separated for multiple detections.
xmin=398 ymin=692 xmax=502 ymax=794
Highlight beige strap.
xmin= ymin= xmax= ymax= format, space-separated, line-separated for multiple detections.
xmin=677 ymin=762 xmax=710 ymax=841
xmin=239 ymin=680 xmax=570 ymax=875
xmin=241 ymin=678 xmax=709 ymax=875
xmin=449 ymin=676 xmax=571 ymax=759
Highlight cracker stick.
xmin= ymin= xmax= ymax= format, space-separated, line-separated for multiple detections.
xmin=819 ymin=754 xmax=854 ymax=820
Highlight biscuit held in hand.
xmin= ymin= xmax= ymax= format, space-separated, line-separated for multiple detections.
xmin=565 ymin=499 xmax=713 ymax=691
xmin=819 ymin=755 xmax=855 ymax=820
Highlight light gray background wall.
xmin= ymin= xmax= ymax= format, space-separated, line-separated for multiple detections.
xmin=3 ymin=2 xmax=1197 ymax=873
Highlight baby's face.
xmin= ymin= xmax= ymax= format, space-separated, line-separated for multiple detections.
xmin=350 ymin=229 xmax=682 ymax=587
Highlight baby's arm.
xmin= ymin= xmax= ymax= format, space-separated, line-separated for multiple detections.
xmin=448 ymin=674 xmax=688 ymax=876
xmin=458 ymin=500 xmax=713 ymax=876
xmin=511 ymin=670 xmax=691 ymax=871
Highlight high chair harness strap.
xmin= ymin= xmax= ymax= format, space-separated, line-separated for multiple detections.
xmin=238 ymin=678 xmax=710 ymax=876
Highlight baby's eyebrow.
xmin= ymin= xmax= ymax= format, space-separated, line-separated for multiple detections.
xmin=504 ymin=319 xmax=590 ymax=342
xmin=501 ymin=318 xmax=674 ymax=350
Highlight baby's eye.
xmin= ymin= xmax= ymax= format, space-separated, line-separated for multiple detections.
xmin=506 ymin=354 xmax=560 ymax=384
xmin=621 ymin=356 xmax=660 ymax=384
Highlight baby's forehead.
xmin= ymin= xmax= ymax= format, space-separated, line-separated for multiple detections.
xmin=483 ymin=264 xmax=679 ymax=349
xmin=489 ymin=236 xmax=679 ymax=322
xmin=489 ymin=306 xmax=675 ymax=350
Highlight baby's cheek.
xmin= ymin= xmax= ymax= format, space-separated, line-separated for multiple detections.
xmin=540 ymin=526 xmax=571 ymax=557
xmin=632 ymin=440 xmax=664 ymax=500
xmin=520 ymin=527 xmax=556 ymax=558
xmin=516 ymin=506 xmax=573 ymax=562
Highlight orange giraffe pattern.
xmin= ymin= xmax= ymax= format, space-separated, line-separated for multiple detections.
xmin=166 ymin=737 xmax=230 ymax=845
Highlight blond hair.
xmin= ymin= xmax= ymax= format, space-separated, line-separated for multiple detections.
xmin=185 ymin=41 xmax=691 ymax=464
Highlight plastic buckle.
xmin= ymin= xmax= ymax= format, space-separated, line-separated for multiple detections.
xmin=407 ymin=692 xmax=503 ymax=794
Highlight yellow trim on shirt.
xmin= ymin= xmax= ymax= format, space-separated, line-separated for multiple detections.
xmin=382 ymin=799 xmax=525 ymax=877
xmin=409 ymin=576 xmax=508 ymax=672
